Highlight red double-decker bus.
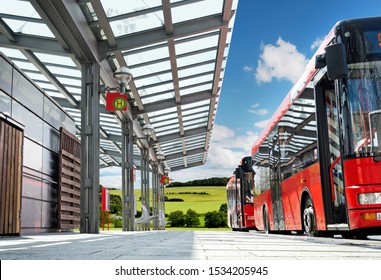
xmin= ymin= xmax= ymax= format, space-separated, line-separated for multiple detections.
xmin=251 ymin=17 xmax=381 ymax=238
xmin=227 ymin=156 xmax=256 ymax=231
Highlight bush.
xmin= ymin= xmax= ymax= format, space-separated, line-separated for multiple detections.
xmin=110 ymin=215 xmax=122 ymax=228
xmin=167 ymin=198 xmax=184 ymax=202
xmin=184 ymin=209 xmax=200 ymax=228
xmin=219 ymin=203 xmax=227 ymax=213
xmin=168 ymin=210 xmax=185 ymax=227
xmin=204 ymin=210 xmax=228 ymax=228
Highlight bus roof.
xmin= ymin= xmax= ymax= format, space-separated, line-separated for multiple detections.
xmin=251 ymin=27 xmax=335 ymax=156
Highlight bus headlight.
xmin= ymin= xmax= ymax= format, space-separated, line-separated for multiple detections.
xmin=358 ymin=192 xmax=381 ymax=205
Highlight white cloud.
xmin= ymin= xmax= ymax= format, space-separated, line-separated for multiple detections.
xmin=100 ymin=167 xmax=141 ymax=189
xmin=100 ymin=125 xmax=259 ymax=185
xmin=255 ymin=37 xmax=308 ymax=84
xmin=243 ymin=66 xmax=253 ymax=72
xmin=311 ymin=36 xmax=324 ymax=50
xmin=248 ymin=103 xmax=269 ymax=116
xmin=170 ymin=125 xmax=259 ymax=182
xmin=255 ymin=118 xmax=271 ymax=129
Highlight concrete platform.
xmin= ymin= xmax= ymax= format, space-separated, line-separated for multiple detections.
xmin=2 ymin=230 xmax=381 ymax=260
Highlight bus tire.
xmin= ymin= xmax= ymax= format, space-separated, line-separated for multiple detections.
xmin=263 ymin=207 xmax=270 ymax=234
xmin=303 ymin=197 xmax=317 ymax=237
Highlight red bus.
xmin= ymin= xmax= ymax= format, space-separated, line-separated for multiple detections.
xmin=227 ymin=156 xmax=256 ymax=231
xmin=251 ymin=17 xmax=381 ymax=238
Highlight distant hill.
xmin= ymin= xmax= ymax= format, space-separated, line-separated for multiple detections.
xmin=168 ymin=177 xmax=230 ymax=187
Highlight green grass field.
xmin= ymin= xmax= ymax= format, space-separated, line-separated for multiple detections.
xmin=110 ymin=186 xmax=227 ymax=215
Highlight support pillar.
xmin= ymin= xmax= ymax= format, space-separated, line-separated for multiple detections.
xmin=80 ymin=62 xmax=100 ymax=234
xmin=152 ymin=163 xmax=159 ymax=230
xmin=140 ymin=147 xmax=150 ymax=230
xmin=122 ymin=119 xmax=135 ymax=231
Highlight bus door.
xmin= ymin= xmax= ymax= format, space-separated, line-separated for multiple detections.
xmin=234 ymin=167 xmax=244 ymax=228
xmin=315 ymin=78 xmax=347 ymax=226
xmin=269 ymin=128 xmax=285 ymax=230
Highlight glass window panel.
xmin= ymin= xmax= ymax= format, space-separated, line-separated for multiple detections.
xmin=43 ymin=123 xmax=60 ymax=153
xmin=12 ymin=71 xmax=43 ymax=117
xmin=178 ymin=63 xmax=215 ymax=79
xmin=125 ymin=46 xmax=169 ymax=66
xmin=109 ymin=11 xmax=164 ymax=37
xmin=134 ymin=73 xmax=173 ymax=87
xmin=171 ymin=0 xmax=223 ymax=24
xmin=175 ymin=35 xmax=219 ymax=55
xmin=147 ymin=107 xmax=177 ymax=117
xmin=34 ymin=53 xmax=76 ymax=67
xmin=43 ymin=89 xmax=66 ymax=99
xmin=180 ymin=84 xmax=212 ymax=96
xmin=177 ymin=50 xmax=217 ymax=68
xmin=36 ymin=83 xmax=59 ymax=92
xmin=139 ymin=82 xmax=173 ymax=96
xmin=179 ymin=73 xmax=214 ymax=88
xmin=43 ymin=148 xmax=59 ymax=180
xmin=0 ymin=90 xmax=11 ymax=115
xmin=183 ymin=123 xmax=206 ymax=131
xmin=0 ymin=55 xmax=13 ymax=94
xmin=183 ymin=104 xmax=209 ymax=116
xmin=183 ymin=118 xmax=208 ymax=126
xmin=183 ymin=112 xmax=208 ymax=120
xmin=141 ymin=92 xmax=174 ymax=104
xmin=130 ymin=61 xmax=171 ymax=77
xmin=0 ymin=2 xmax=40 ymax=18
xmin=12 ymin=100 xmax=43 ymax=144
xmin=12 ymin=61 xmax=39 ymax=72
xmin=63 ymin=86 xmax=81 ymax=95
xmin=156 ymin=128 xmax=179 ymax=136
xmin=182 ymin=100 xmax=210 ymax=110
xmin=150 ymin=112 xmax=178 ymax=122
xmin=24 ymin=72 xmax=49 ymax=82
xmin=3 ymin=19 xmax=54 ymax=38
xmin=46 ymin=66 xmax=81 ymax=78
xmin=23 ymin=138 xmax=43 ymax=172
xmin=57 ymin=77 xmax=82 ymax=87
xmin=152 ymin=119 xmax=179 ymax=129
xmin=0 ymin=47 xmax=26 ymax=60
xmin=22 ymin=175 xmax=42 ymax=201
xmin=101 ymin=0 xmax=161 ymax=16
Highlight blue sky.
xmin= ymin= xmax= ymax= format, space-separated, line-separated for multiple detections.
xmin=101 ymin=0 xmax=381 ymax=187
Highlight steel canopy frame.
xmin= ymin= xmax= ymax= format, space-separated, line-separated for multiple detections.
xmin=0 ymin=0 xmax=238 ymax=233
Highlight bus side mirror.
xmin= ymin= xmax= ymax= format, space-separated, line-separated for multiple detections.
xmin=315 ymin=43 xmax=348 ymax=81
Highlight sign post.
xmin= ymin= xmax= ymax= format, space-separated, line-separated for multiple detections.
xmin=101 ymin=188 xmax=110 ymax=230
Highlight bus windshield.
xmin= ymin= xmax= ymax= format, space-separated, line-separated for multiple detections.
xmin=346 ymin=61 xmax=381 ymax=156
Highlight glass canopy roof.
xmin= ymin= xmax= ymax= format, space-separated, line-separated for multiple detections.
xmin=0 ymin=0 xmax=238 ymax=173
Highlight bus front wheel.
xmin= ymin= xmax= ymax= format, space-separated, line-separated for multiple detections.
xmin=303 ymin=197 xmax=317 ymax=237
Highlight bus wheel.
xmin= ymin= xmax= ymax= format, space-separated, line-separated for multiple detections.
xmin=263 ymin=207 xmax=270 ymax=234
xmin=303 ymin=197 xmax=317 ymax=237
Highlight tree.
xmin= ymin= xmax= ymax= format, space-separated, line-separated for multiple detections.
xmin=184 ymin=209 xmax=200 ymax=228
xmin=204 ymin=210 xmax=228 ymax=228
xmin=109 ymin=194 xmax=122 ymax=214
xmin=168 ymin=210 xmax=185 ymax=227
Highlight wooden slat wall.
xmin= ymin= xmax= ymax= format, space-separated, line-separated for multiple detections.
xmin=58 ymin=127 xmax=81 ymax=230
xmin=0 ymin=119 xmax=23 ymax=236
